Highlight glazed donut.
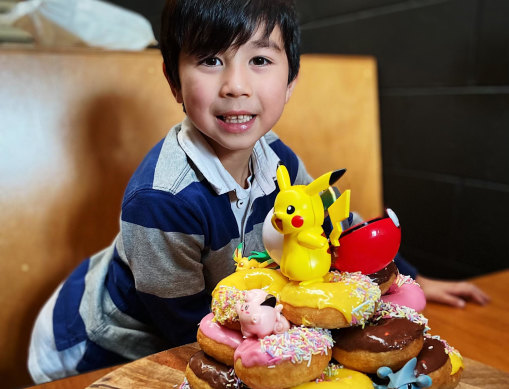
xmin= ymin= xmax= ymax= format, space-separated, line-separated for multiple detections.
xmin=234 ymin=326 xmax=333 ymax=389
xmin=416 ymin=335 xmax=463 ymax=389
xmin=211 ymin=269 xmax=289 ymax=331
xmin=185 ymin=350 xmax=242 ymax=389
xmin=292 ymin=364 xmax=373 ymax=388
xmin=368 ymin=261 xmax=399 ymax=295
xmin=332 ymin=302 xmax=428 ymax=373
xmin=196 ymin=313 xmax=243 ymax=366
xmin=212 ymin=268 xmax=288 ymax=300
xmin=381 ymin=274 xmax=426 ymax=312
xmin=279 ymin=271 xmax=380 ymax=329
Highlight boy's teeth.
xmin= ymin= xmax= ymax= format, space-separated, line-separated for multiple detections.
xmin=222 ymin=115 xmax=253 ymax=124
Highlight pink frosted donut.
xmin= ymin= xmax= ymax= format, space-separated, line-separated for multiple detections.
xmin=197 ymin=312 xmax=244 ymax=366
xmin=381 ymin=274 xmax=426 ymax=312
xmin=234 ymin=326 xmax=333 ymax=389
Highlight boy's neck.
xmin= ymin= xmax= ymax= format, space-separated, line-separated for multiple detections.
xmin=217 ymin=147 xmax=253 ymax=189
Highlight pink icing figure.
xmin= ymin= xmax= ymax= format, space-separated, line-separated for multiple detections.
xmin=381 ymin=274 xmax=426 ymax=312
xmin=235 ymin=293 xmax=290 ymax=338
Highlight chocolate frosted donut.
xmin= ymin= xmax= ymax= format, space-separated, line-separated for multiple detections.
xmin=416 ymin=337 xmax=463 ymax=389
xmin=368 ymin=261 xmax=398 ymax=294
xmin=416 ymin=337 xmax=449 ymax=375
xmin=185 ymin=350 xmax=243 ymax=389
xmin=332 ymin=318 xmax=425 ymax=373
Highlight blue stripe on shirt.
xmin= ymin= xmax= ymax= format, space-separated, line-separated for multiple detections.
xmin=121 ymin=183 xmax=239 ymax=250
xmin=105 ymin=251 xmax=152 ymax=324
xmin=394 ymin=253 xmax=418 ymax=279
xmin=137 ymin=289 xmax=211 ymax=347
xmin=124 ymin=138 xmax=164 ymax=200
xmin=76 ymin=340 xmax=129 ymax=373
xmin=53 ymin=258 xmax=89 ymax=351
xmin=268 ymin=138 xmax=299 ymax=182
xmin=246 ymin=192 xmax=277 ymax=234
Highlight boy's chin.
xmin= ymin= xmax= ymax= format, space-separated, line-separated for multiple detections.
xmin=207 ymin=136 xmax=260 ymax=157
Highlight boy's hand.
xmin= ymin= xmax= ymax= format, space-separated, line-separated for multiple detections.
xmin=416 ymin=275 xmax=491 ymax=308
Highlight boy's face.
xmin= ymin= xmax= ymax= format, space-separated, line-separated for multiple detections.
xmin=170 ymin=26 xmax=296 ymax=161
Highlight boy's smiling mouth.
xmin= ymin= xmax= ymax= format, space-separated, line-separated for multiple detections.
xmin=218 ymin=114 xmax=255 ymax=124
xmin=216 ymin=113 xmax=257 ymax=134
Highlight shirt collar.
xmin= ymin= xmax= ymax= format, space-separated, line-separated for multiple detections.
xmin=177 ymin=117 xmax=279 ymax=196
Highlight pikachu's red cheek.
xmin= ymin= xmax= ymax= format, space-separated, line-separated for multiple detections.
xmin=291 ymin=215 xmax=304 ymax=228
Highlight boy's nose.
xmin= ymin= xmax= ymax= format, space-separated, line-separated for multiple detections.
xmin=220 ymin=66 xmax=252 ymax=98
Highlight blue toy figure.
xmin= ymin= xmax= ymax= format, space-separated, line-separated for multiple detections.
xmin=374 ymin=358 xmax=432 ymax=389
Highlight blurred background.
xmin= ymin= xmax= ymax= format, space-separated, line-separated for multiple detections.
xmin=102 ymin=0 xmax=509 ymax=280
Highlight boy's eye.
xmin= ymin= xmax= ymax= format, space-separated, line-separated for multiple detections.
xmin=251 ymin=56 xmax=271 ymax=66
xmin=200 ymin=57 xmax=222 ymax=67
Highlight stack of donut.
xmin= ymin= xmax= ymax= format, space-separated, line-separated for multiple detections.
xmin=185 ymin=273 xmax=463 ymax=388
xmin=181 ymin=178 xmax=464 ymax=388
xmin=182 ymin=264 xmax=463 ymax=388
xmin=183 ymin=267 xmax=380 ymax=389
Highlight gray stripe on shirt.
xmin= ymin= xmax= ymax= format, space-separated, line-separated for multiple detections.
xmin=80 ymin=247 xmax=167 ymax=359
xmin=153 ymin=124 xmax=200 ymax=194
xmin=122 ymin=221 xmax=205 ymax=298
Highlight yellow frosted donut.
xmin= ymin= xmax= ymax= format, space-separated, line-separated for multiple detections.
xmin=449 ymin=349 xmax=464 ymax=375
xmin=279 ymin=271 xmax=380 ymax=329
xmin=212 ymin=268 xmax=289 ymax=299
xmin=211 ymin=268 xmax=289 ymax=329
xmin=292 ymin=364 xmax=373 ymax=388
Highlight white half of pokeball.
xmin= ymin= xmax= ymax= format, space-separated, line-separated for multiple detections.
xmin=387 ymin=208 xmax=400 ymax=228
xmin=262 ymin=208 xmax=283 ymax=265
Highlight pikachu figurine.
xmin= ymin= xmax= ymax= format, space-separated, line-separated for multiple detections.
xmin=271 ymin=164 xmax=349 ymax=283
xmin=233 ymin=243 xmax=273 ymax=271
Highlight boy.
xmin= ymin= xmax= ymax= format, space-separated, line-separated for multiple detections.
xmin=28 ymin=0 xmax=311 ymax=383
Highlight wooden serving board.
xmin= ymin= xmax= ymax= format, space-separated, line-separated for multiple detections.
xmin=87 ymin=343 xmax=509 ymax=389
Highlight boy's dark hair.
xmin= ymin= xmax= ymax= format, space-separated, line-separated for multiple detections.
xmin=160 ymin=0 xmax=300 ymax=90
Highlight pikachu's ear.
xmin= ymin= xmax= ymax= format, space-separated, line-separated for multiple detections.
xmin=276 ymin=164 xmax=291 ymax=190
xmin=305 ymin=169 xmax=346 ymax=197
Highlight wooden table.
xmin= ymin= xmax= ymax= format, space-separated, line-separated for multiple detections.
xmin=26 ymin=270 xmax=509 ymax=389
xmin=422 ymin=270 xmax=509 ymax=374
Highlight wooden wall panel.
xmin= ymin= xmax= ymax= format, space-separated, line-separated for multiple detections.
xmin=0 ymin=48 xmax=182 ymax=388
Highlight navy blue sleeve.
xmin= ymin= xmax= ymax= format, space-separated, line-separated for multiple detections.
xmin=394 ymin=252 xmax=418 ymax=279
xmin=137 ymin=291 xmax=211 ymax=347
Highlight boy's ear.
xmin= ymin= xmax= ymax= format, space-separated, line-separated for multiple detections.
xmin=285 ymin=74 xmax=298 ymax=103
xmin=162 ymin=62 xmax=183 ymax=103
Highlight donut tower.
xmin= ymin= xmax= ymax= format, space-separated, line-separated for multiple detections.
xmin=180 ymin=165 xmax=464 ymax=389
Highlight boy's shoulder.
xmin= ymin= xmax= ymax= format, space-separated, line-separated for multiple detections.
xmin=123 ymin=123 xmax=199 ymax=202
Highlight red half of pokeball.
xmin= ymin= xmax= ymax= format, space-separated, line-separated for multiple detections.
xmin=331 ymin=214 xmax=401 ymax=275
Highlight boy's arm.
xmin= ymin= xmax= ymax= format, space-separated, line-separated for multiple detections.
xmin=120 ymin=189 xmax=209 ymax=346
xmin=393 ymin=253 xmax=418 ymax=279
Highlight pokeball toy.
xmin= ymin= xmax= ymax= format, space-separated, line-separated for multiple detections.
xmin=331 ymin=208 xmax=401 ymax=275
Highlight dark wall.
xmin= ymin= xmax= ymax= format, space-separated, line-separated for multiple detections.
xmin=297 ymin=0 xmax=509 ymax=279
xmin=106 ymin=0 xmax=166 ymax=40
xmin=111 ymin=0 xmax=509 ymax=280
